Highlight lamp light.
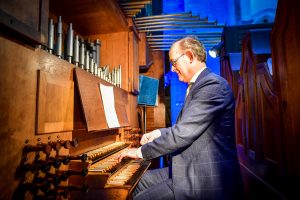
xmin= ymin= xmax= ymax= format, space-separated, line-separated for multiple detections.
xmin=208 ymin=41 xmax=224 ymax=58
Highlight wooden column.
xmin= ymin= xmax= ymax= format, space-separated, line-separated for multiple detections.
xmin=271 ymin=0 xmax=300 ymax=197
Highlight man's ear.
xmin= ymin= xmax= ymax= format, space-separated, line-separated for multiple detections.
xmin=185 ymin=50 xmax=194 ymax=63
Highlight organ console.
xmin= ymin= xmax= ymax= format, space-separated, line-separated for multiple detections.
xmin=69 ymin=141 xmax=151 ymax=199
xmin=5 ymin=142 xmax=127 ymax=200
xmin=15 ymin=60 xmax=148 ymax=200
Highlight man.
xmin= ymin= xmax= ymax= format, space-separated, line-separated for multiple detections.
xmin=118 ymin=36 xmax=243 ymax=199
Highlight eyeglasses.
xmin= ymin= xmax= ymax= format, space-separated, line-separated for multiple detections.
xmin=170 ymin=53 xmax=184 ymax=66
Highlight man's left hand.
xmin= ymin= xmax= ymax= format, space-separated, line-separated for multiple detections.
xmin=117 ymin=148 xmax=139 ymax=162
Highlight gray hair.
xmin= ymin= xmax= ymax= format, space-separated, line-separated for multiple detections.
xmin=172 ymin=36 xmax=207 ymax=63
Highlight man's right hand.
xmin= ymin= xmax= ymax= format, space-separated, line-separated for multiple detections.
xmin=140 ymin=129 xmax=161 ymax=145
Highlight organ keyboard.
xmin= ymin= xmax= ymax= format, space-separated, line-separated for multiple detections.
xmin=70 ymin=141 xmax=150 ymax=199
xmin=106 ymin=159 xmax=149 ymax=188
xmin=87 ymin=142 xmax=130 ymax=164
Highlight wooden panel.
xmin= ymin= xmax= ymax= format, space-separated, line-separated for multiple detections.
xmin=151 ymin=52 xmax=165 ymax=129
xmin=255 ymin=63 xmax=281 ymax=168
xmin=88 ymin=32 xmax=129 ymax=91
xmin=75 ymin=68 xmax=129 ymax=132
xmin=128 ymin=95 xmax=139 ymax=128
xmin=142 ymin=51 xmax=166 ymax=131
xmin=271 ymin=0 xmax=300 ymax=197
xmin=36 ymin=70 xmax=74 ymax=134
xmin=89 ymin=29 xmax=140 ymax=127
xmin=37 ymin=49 xmax=76 ymax=134
xmin=0 ymin=36 xmax=72 ymax=200
xmin=71 ymin=188 xmax=130 ymax=200
xmin=244 ymin=55 xmax=257 ymax=159
xmin=237 ymin=32 xmax=271 ymax=160
xmin=221 ymin=56 xmax=234 ymax=92
xmin=235 ymin=77 xmax=246 ymax=151
xmin=129 ymin=24 xmax=140 ymax=94
xmin=49 ymin=0 xmax=128 ymax=35
xmin=0 ymin=0 xmax=48 ymax=44
xmin=138 ymin=32 xmax=153 ymax=72
xmin=220 ymin=55 xmax=239 ymax=98
xmin=138 ymin=33 xmax=147 ymax=67
xmin=235 ymin=28 xmax=288 ymax=198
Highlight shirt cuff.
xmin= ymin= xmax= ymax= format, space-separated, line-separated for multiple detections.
xmin=152 ymin=129 xmax=162 ymax=138
xmin=136 ymin=147 xmax=143 ymax=158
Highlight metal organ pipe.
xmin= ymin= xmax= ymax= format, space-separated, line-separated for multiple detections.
xmin=66 ymin=23 xmax=73 ymax=63
xmin=55 ymin=16 xmax=62 ymax=58
xmin=47 ymin=19 xmax=54 ymax=54
xmin=134 ymin=12 xmax=193 ymax=21
xmin=133 ymin=12 xmax=224 ymax=51
xmin=95 ymin=39 xmax=101 ymax=67
xmin=45 ymin=17 xmax=124 ymax=85
xmin=79 ymin=39 xmax=85 ymax=68
xmin=73 ymin=35 xmax=79 ymax=66
xmin=134 ymin=16 xmax=206 ymax=24
xmin=85 ymin=50 xmax=90 ymax=72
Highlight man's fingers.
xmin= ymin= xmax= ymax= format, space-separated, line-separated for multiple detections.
xmin=118 ymin=153 xmax=126 ymax=162
xmin=117 ymin=149 xmax=137 ymax=162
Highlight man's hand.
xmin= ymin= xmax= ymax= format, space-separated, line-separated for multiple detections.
xmin=117 ymin=148 xmax=139 ymax=162
xmin=140 ymin=130 xmax=161 ymax=145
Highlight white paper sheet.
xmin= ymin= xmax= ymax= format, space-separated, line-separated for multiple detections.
xmin=99 ymin=84 xmax=120 ymax=128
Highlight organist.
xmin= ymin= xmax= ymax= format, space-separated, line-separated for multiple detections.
xmin=118 ymin=36 xmax=244 ymax=200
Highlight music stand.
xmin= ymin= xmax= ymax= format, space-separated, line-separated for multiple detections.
xmin=138 ymin=75 xmax=159 ymax=134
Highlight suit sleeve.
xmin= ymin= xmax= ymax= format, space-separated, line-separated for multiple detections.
xmin=141 ymin=78 xmax=227 ymax=160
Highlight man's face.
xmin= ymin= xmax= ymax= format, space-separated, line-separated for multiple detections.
xmin=169 ymin=45 xmax=189 ymax=83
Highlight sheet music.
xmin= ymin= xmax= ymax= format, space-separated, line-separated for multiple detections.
xmin=99 ymin=84 xmax=120 ymax=128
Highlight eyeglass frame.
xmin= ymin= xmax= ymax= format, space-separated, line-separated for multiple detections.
xmin=170 ymin=53 xmax=185 ymax=67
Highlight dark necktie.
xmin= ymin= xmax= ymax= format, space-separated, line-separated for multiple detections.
xmin=185 ymin=82 xmax=193 ymax=98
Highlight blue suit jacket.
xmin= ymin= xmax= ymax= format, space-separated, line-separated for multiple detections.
xmin=141 ymin=68 xmax=243 ymax=199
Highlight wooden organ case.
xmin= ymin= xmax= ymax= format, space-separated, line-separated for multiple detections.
xmin=0 ymin=0 xmax=150 ymax=199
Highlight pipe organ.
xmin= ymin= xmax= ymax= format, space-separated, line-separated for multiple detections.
xmin=9 ymin=48 xmax=150 ymax=199
xmin=0 ymin=0 xmax=150 ymax=199
xmin=5 ymin=46 xmax=150 ymax=199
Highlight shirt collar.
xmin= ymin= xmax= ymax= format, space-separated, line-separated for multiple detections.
xmin=189 ymin=67 xmax=206 ymax=83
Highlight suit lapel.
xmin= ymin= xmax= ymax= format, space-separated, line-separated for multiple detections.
xmin=176 ymin=68 xmax=211 ymax=123
xmin=185 ymin=68 xmax=211 ymax=102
